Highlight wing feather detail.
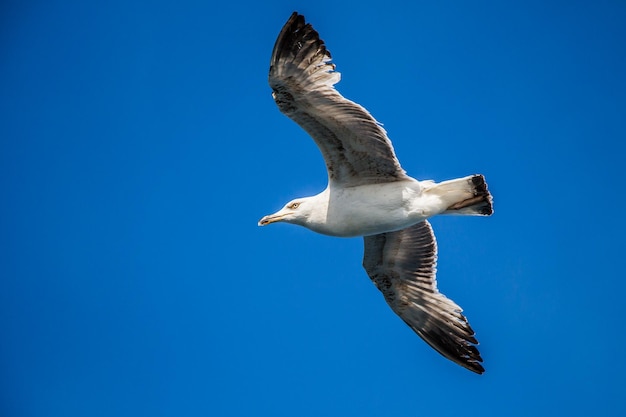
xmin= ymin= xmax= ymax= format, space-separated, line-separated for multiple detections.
xmin=269 ymin=12 xmax=409 ymax=187
xmin=363 ymin=220 xmax=485 ymax=374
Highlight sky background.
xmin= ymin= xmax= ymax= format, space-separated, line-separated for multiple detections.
xmin=2 ymin=1 xmax=626 ymax=416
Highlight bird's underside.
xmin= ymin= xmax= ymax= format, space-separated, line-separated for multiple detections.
xmin=262 ymin=11 xmax=493 ymax=374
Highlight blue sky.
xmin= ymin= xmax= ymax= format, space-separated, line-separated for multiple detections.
xmin=2 ymin=0 xmax=625 ymax=416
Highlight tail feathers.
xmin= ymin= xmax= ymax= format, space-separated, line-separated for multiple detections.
xmin=441 ymin=174 xmax=493 ymax=216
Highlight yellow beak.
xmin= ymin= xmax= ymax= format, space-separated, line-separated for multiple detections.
xmin=258 ymin=213 xmax=285 ymax=226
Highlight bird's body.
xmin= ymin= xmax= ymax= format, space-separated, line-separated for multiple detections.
xmin=265 ymin=176 xmax=485 ymax=238
xmin=259 ymin=12 xmax=493 ymax=374
xmin=314 ymin=181 xmax=426 ymax=237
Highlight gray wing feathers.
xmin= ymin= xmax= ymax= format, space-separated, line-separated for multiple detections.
xmin=269 ymin=12 xmax=408 ymax=186
xmin=363 ymin=221 xmax=484 ymax=374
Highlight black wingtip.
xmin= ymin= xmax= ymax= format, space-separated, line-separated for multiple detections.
xmin=420 ymin=333 xmax=485 ymax=374
xmin=468 ymin=362 xmax=485 ymax=375
xmin=283 ymin=11 xmax=305 ymax=32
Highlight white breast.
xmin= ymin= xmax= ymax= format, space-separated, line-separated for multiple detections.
xmin=309 ymin=180 xmax=428 ymax=237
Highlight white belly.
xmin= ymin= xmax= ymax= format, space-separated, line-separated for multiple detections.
xmin=312 ymin=181 xmax=435 ymax=237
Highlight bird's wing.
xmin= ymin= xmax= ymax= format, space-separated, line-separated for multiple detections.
xmin=362 ymin=220 xmax=484 ymax=374
xmin=269 ymin=12 xmax=410 ymax=187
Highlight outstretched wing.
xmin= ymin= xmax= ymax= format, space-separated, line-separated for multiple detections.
xmin=269 ymin=12 xmax=409 ymax=187
xmin=362 ymin=220 xmax=484 ymax=374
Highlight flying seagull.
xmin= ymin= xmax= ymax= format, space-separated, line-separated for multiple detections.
xmin=259 ymin=12 xmax=493 ymax=374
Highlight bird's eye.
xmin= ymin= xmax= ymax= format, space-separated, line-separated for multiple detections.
xmin=289 ymin=202 xmax=300 ymax=209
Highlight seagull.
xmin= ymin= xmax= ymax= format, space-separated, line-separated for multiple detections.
xmin=259 ymin=12 xmax=493 ymax=374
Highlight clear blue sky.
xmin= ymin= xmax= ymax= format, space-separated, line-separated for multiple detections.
xmin=2 ymin=1 xmax=625 ymax=416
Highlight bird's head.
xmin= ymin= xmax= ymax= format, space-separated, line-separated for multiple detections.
xmin=258 ymin=197 xmax=313 ymax=227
